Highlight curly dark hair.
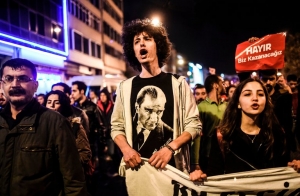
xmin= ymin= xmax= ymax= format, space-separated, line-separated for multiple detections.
xmin=44 ymin=90 xmax=73 ymax=118
xmin=122 ymin=18 xmax=172 ymax=71
xmin=218 ymin=77 xmax=285 ymax=159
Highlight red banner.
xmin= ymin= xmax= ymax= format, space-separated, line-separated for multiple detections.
xmin=235 ymin=32 xmax=286 ymax=73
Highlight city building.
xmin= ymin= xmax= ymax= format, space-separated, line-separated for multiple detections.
xmin=0 ymin=0 xmax=68 ymax=94
xmin=66 ymin=0 xmax=126 ymax=93
xmin=0 ymin=0 xmax=126 ymax=94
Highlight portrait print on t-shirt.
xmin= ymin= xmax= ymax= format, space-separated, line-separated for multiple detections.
xmin=132 ymin=85 xmax=173 ymax=158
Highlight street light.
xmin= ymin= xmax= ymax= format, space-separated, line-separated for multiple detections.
xmin=151 ymin=17 xmax=161 ymax=26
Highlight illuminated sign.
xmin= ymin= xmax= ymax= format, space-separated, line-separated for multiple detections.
xmin=0 ymin=0 xmax=68 ymax=56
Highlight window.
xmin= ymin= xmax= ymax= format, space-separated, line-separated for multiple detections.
xmin=91 ymin=42 xmax=96 ymax=57
xmin=96 ymin=44 xmax=101 ymax=58
xmin=29 ymin=12 xmax=36 ymax=32
xmin=10 ymin=1 xmax=20 ymax=26
xmin=0 ymin=0 xmax=8 ymax=22
xmin=74 ymin=32 xmax=82 ymax=51
xmin=37 ymin=14 xmax=45 ymax=36
xmin=89 ymin=0 xmax=99 ymax=8
xmin=83 ymin=38 xmax=89 ymax=54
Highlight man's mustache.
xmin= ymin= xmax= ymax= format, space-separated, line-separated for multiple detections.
xmin=0 ymin=98 xmax=5 ymax=101
xmin=8 ymin=88 xmax=26 ymax=96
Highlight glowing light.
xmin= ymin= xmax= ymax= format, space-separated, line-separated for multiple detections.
xmin=151 ymin=17 xmax=161 ymax=26
xmin=178 ymin=59 xmax=184 ymax=65
xmin=0 ymin=39 xmax=66 ymax=61
xmin=220 ymin=73 xmax=225 ymax=78
xmin=53 ymin=26 xmax=61 ymax=33
xmin=62 ymin=0 xmax=69 ymax=55
xmin=0 ymin=0 xmax=69 ymax=56
xmin=0 ymin=33 xmax=67 ymax=56
xmin=177 ymin=55 xmax=183 ymax=59
xmin=187 ymin=71 xmax=192 ymax=76
xmin=252 ymin=71 xmax=257 ymax=77
xmin=196 ymin=63 xmax=202 ymax=70
xmin=277 ymin=72 xmax=282 ymax=76
xmin=188 ymin=62 xmax=195 ymax=67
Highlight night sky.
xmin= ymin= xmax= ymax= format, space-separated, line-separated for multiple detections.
xmin=123 ymin=0 xmax=300 ymax=75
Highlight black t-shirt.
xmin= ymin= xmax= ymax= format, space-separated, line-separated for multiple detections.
xmin=130 ymin=72 xmax=175 ymax=166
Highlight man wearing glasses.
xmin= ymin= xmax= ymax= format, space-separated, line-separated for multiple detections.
xmin=260 ymin=69 xmax=295 ymax=155
xmin=0 ymin=58 xmax=86 ymax=195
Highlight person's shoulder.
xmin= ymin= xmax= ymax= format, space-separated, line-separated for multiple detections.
xmin=165 ymin=72 xmax=181 ymax=79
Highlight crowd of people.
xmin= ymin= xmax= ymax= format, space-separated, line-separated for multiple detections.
xmin=0 ymin=17 xmax=300 ymax=196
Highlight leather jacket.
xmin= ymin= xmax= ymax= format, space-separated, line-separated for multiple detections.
xmin=0 ymin=99 xmax=86 ymax=195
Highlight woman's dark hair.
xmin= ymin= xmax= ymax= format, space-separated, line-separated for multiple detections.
xmin=44 ymin=90 xmax=73 ymax=118
xmin=218 ymin=77 xmax=285 ymax=159
xmin=99 ymin=87 xmax=112 ymax=102
xmin=226 ymin=85 xmax=236 ymax=96
xmin=122 ymin=18 xmax=172 ymax=71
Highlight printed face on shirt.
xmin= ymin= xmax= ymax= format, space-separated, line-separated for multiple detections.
xmin=135 ymin=86 xmax=166 ymax=131
xmin=239 ymin=81 xmax=266 ymax=117
xmin=46 ymin=94 xmax=61 ymax=112
xmin=133 ymin=32 xmax=158 ymax=65
xmin=1 ymin=66 xmax=38 ymax=108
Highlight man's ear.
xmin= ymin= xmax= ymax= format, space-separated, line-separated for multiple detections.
xmin=34 ymin=81 xmax=39 ymax=92
xmin=80 ymin=89 xmax=85 ymax=95
xmin=213 ymin=83 xmax=219 ymax=90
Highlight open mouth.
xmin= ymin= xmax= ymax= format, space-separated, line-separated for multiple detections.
xmin=140 ymin=49 xmax=148 ymax=55
xmin=251 ymin=104 xmax=259 ymax=109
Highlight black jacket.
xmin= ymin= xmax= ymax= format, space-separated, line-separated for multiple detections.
xmin=0 ymin=99 xmax=86 ymax=196
xmin=207 ymin=128 xmax=288 ymax=176
xmin=271 ymin=85 xmax=295 ymax=151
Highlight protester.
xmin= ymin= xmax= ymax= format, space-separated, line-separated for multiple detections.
xmin=226 ymin=84 xmax=236 ymax=102
xmin=0 ymin=90 xmax=8 ymax=110
xmin=191 ymin=74 xmax=227 ymax=173
xmin=287 ymin=74 xmax=298 ymax=119
xmin=259 ymin=69 xmax=295 ymax=153
xmin=193 ymin=83 xmax=207 ymax=104
xmin=89 ymin=89 xmax=99 ymax=104
xmin=96 ymin=87 xmax=122 ymax=178
xmin=52 ymin=82 xmax=90 ymax=135
xmin=44 ymin=90 xmax=91 ymax=166
xmin=110 ymin=18 xmax=206 ymax=187
xmin=71 ymin=80 xmax=104 ymax=195
xmin=36 ymin=93 xmax=45 ymax=105
xmin=206 ymin=78 xmax=300 ymax=176
xmin=277 ymin=74 xmax=292 ymax=94
xmin=0 ymin=58 xmax=86 ymax=195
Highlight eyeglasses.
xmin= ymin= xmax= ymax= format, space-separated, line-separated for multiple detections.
xmin=1 ymin=75 xmax=34 ymax=84
xmin=261 ymin=77 xmax=276 ymax=82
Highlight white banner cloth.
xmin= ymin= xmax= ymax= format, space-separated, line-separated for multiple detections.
xmin=125 ymin=158 xmax=300 ymax=196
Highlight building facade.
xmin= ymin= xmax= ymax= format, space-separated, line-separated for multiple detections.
xmin=0 ymin=0 xmax=126 ymax=94
xmin=0 ymin=0 xmax=68 ymax=94
xmin=66 ymin=0 xmax=126 ymax=93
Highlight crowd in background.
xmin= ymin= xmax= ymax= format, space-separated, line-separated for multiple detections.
xmin=1 ymin=17 xmax=300 ymax=196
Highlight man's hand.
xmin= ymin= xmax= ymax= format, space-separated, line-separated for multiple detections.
xmin=189 ymin=169 xmax=207 ymax=182
xmin=148 ymin=147 xmax=172 ymax=169
xmin=288 ymin=160 xmax=300 ymax=173
xmin=122 ymin=147 xmax=142 ymax=168
xmin=248 ymin=37 xmax=259 ymax=43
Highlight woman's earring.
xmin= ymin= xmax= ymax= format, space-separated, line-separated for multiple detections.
xmin=238 ymin=104 xmax=241 ymax=109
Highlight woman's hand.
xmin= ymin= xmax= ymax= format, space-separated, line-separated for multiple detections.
xmin=288 ymin=160 xmax=300 ymax=172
